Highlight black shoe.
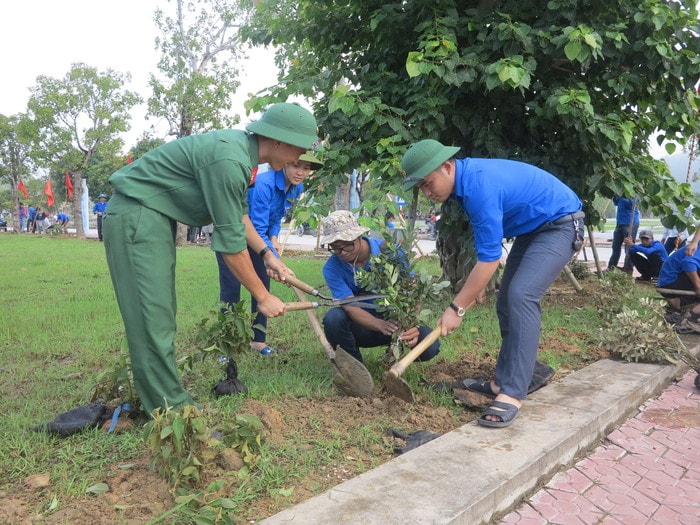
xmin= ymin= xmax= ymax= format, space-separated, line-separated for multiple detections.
xmin=664 ymin=312 xmax=684 ymax=324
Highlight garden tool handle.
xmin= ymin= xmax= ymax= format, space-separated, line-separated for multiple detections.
xmin=284 ymin=275 xmax=321 ymax=296
xmin=285 ymin=301 xmax=319 ymax=311
xmin=387 ymin=300 xmax=476 ymax=378
xmin=387 ymin=326 xmax=442 ymax=378
xmin=655 ymin=287 xmax=700 ymax=296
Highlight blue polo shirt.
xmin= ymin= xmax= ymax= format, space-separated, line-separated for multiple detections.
xmin=322 ymin=237 xmax=385 ymax=299
xmin=248 ymin=168 xmax=303 ymax=257
xmin=451 ymin=158 xmax=582 ymax=262
xmin=657 ymin=248 xmax=700 ymax=286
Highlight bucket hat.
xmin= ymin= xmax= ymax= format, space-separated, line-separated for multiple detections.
xmin=321 ymin=210 xmax=370 ymax=245
xmin=297 ymin=151 xmax=324 ymax=170
xmin=246 ymin=103 xmax=319 ymax=150
xmin=401 ymin=139 xmax=460 ymax=191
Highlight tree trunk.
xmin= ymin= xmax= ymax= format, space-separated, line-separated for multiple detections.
xmin=435 ymin=200 xmax=500 ymax=295
xmin=73 ymin=171 xmax=85 ymax=239
xmin=176 ymin=223 xmax=188 ymax=245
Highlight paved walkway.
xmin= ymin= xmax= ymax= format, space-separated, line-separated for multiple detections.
xmin=499 ymin=369 xmax=700 ymax=525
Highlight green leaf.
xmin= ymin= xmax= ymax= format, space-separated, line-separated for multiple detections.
xmin=564 ymin=41 xmax=581 ymax=61
xmin=85 ymin=483 xmax=109 ymax=494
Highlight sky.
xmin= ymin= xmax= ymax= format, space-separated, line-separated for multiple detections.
xmin=0 ymin=1 xmax=680 ymax=163
xmin=0 ymin=0 xmax=279 ymax=148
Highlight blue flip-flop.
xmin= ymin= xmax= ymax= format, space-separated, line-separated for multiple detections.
xmin=255 ymin=345 xmax=275 ymax=356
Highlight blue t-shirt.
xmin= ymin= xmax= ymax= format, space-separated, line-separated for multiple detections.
xmin=612 ymin=196 xmax=640 ymax=227
xmin=322 ymin=237 xmax=385 ymax=299
xmin=629 ymin=240 xmax=667 ymax=263
xmin=247 ymin=168 xmax=303 ymax=257
xmin=93 ymin=201 xmax=108 ymax=214
xmin=657 ymin=247 xmax=700 ymax=286
xmin=451 ymin=158 xmax=582 ymax=262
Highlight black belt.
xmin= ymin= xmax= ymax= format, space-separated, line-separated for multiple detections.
xmin=531 ymin=210 xmax=585 ymax=234
xmin=550 ymin=210 xmax=585 ymax=225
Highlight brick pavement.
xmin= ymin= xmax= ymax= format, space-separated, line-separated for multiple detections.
xmin=499 ymin=370 xmax=700 ymax=525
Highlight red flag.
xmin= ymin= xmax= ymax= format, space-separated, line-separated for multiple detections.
xmin=65 ymin=171 xmax=74 ymax=200
xmin=44 ymin=179 xmax=54 ymax=207
xmin=18 ymin=179 xmax=29 ymax=199
xmin=127 ymin=155 xmax=132 ymax=164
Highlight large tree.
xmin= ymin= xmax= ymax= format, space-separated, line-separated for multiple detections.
xmin=0 ymin=113 xmax=37 ymax=229
xmin=246 ymin=0 xmax=700 ymax=287
xmin=27 ymin=63 xmax=142 ymax=237
xmin=148 ymin=0 xmax=256 ymax=139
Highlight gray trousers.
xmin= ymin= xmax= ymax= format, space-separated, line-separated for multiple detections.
xmin=495 ymin=218 xmax=581 ymax=399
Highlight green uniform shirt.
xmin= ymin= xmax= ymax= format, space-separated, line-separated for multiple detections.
xmin=109 ymin=130 xmax=258 ymax=254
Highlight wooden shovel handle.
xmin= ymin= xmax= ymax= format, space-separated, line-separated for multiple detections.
xmin=285 ymin=301 xmax=319 ymax=311
xmin=387 ymin=326 xmax=442 ymax=378
xmin=655 ymin=287 xmax=700 ymax=297
xmin=387 ymin=300 xmax=476 ymax=378
xmin=284 ymin=275 xmax=320 ymax=296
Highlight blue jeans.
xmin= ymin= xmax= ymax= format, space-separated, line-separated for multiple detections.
xmin=608 ymin=223 xmax=639 ymax=270
xmin=322 ymin=307 xmax=440 ymax=363
xmin=494 ymin=216 xmax=581 ymax=399
xmin=215 ymin=249 xmax=268 ymax=343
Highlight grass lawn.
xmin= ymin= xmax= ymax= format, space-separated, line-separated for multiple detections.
xmin=0 ymin=233 xmax=654 ymax=523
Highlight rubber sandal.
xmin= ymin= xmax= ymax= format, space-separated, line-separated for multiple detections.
xmin=461 ymin=378 xmax=497 ymax=398
xmin=253 ymin=345 xmax=275 ymax=356
xmin=478 ymin=400 xmax=520 ymax=428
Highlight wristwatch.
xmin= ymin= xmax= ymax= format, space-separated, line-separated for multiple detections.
xmin=259 ymin=246 xmax=271 ymax=258
xmin=449 ymin=302 xmax=466 ymax=317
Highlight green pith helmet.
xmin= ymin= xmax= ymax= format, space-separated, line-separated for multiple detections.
xmin=297 ymin=151 xmax=324 ymax=170
xmin=246 ymin=103 xmax=319 ymax=150
xmin=401 ymin=139 xmax=460 ymax=191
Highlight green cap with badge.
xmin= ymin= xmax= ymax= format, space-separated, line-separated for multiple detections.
xmin=401 ymin=139 xmax=460 ymax=191
xmin=246 ymin=102 xmax=319 ymax=150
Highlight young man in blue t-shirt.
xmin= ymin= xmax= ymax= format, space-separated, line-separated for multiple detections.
xmin=626 ymin=229 xmax=668 ymax=281
xmin=320 ymin=210 xmax=440 ymax=364
xmin=402 ymin=139 xmax=583 ymax=428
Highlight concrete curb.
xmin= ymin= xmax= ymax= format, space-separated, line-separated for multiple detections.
xmin=259 ymin=358 xmax=684 ymax=525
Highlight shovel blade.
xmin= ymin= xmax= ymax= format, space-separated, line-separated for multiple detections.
xmin=383 ymin=371 xmax=414 ymax=403
xmin=332 ymin=347 xmax=374 ymax=398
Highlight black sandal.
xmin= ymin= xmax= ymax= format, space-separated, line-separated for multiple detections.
xmin=461 ymin=379 xmax=497 ymax=398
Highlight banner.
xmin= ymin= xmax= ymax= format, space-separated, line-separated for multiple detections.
xmin=65 ymin=171 xmax=74 ymax=200
xmin=18 ymin=179 xmax=29 ymax=199
xmin=44 ymin=179 xmax=54 ymax=207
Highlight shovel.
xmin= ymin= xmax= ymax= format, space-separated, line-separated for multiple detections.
xmin=384 ymin=301 xmax=476 ymax=402
xmin=383 ymin=326 xmax=442 ymax=402
xmin=289 ymin=284 xmax=374 ymax=398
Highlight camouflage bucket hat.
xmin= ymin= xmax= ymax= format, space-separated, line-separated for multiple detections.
xmin=321 ymin=210 xmax=369 ymax=245
xmin=401 ymin=139 xmax=460 ymax=191
xmin=246 ymin=102 xmax=319 ymax=150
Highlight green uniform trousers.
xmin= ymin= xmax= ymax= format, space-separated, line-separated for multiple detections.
xmin=103 ymin=194 xmax=195 ymax=415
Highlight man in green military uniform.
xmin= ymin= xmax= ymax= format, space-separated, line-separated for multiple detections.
xmin=103 ymin=102 xmax=319 ymax=415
